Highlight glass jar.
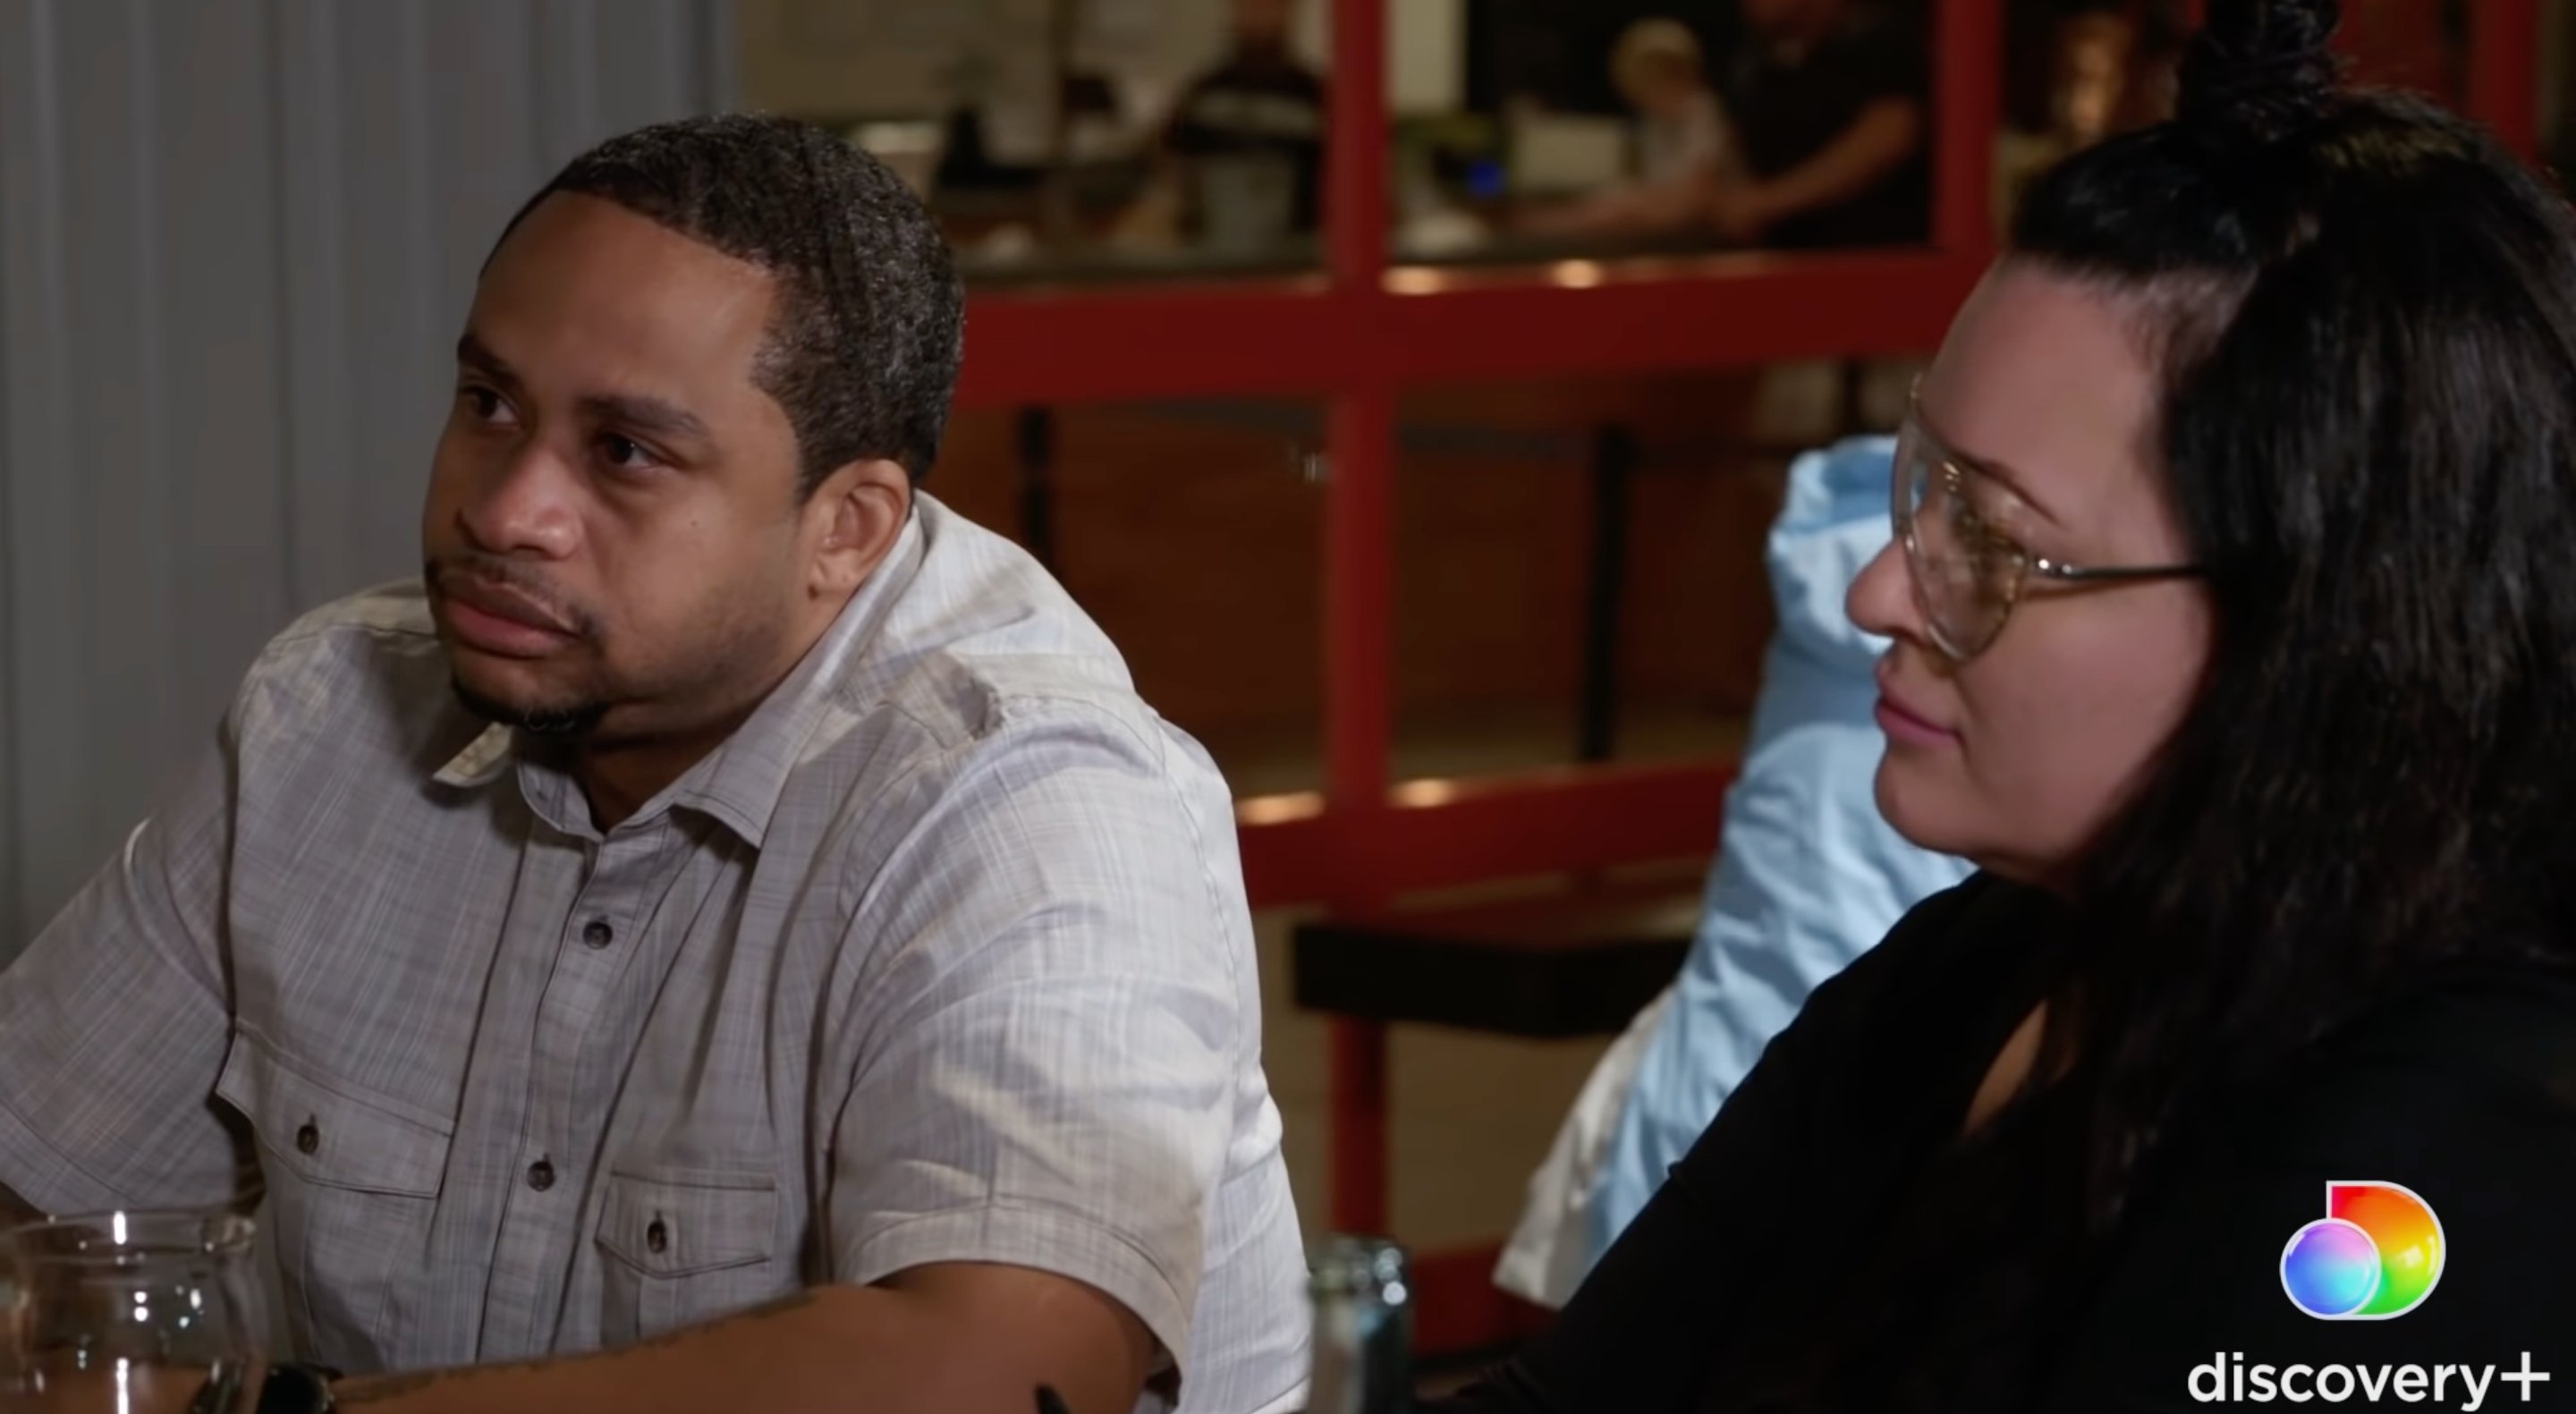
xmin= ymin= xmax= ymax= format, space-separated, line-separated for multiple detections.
xmin=1 ymin=1210 xmax=266 ymax=1413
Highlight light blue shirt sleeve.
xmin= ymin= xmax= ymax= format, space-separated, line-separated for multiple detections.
xmin=1589 ymin=436 xmax=1973 ymax=1255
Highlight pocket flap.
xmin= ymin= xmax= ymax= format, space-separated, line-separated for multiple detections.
xmin=597 ymin=1170 xmax=777 ymax=1279
xmin=214 ymin=1033 xmax=451 ymax=1198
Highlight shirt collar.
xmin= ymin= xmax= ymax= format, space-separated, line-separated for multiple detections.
xmin=428 ymin=512 xmax=928 ymax=846
xmin=431 ymin=721 xmax=515 ymax=789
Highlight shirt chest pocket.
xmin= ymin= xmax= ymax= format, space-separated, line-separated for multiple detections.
xmin=594 ymin=1169 xmax=784 ymax=1345
xmin=214 ymin=1034 xmax=452 ymax=1368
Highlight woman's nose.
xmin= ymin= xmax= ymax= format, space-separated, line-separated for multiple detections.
xmin=1847 ymin=536 xmax=1925 ymax=645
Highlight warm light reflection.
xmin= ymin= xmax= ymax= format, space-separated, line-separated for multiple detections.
xmin=1383 ymin=267 xmax=1448 ymax=295
xmin=1235 ymin=792 xmax=1326 ymax=826
xmin=1389 ymin=778 xmax=1463 ymax=808
xmin=1548 ymin=260 xmax=1606 ymax=289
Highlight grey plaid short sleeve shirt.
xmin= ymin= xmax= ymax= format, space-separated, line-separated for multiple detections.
xmin=0 ymin=496 xmax=1309 ymax=1414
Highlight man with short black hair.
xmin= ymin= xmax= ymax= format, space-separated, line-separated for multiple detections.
xmin=0 ymin=114 xmax=1309 ymax=1414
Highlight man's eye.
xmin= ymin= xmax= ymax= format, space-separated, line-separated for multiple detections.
xmin=599 ymin=434 xmax=659 ymax=472
xmin=460 ymin=386 xmax=514 ymax=424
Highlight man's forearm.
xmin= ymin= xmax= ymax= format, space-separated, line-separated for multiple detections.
xmin=335 ymin=1268 xmax=1153 ymax=1414
xmin=1756 ymin=97 xmax=1922 ymax=222
xmin=335 ymin=1291 xmax=829 ymax=1413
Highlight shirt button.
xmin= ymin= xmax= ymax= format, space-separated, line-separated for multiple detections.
xmin=580 ymin=919 xmax=614 ymax=950
xmin=295 ymin=1119 xmax=319 ymax=1156
xmin=647 ymin=1217 xmax=669 ymax=1255
xmin=527 ymin=1158 xmax=555 ymax=1192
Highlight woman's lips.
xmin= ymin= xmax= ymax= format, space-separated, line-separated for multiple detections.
xmin=1873 ymin=668 xmax=1961 ymax=747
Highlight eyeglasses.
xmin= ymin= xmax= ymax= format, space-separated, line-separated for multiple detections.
xmin=1892 ymin=397 xmax=2201 ymax=661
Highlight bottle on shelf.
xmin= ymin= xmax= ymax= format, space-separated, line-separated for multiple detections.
xmin=1306 ymin=1234 xmax=1413 ymax=1414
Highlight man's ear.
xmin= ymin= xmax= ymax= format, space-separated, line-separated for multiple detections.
xmin=803 ymin=458 xmax=912 ymax=598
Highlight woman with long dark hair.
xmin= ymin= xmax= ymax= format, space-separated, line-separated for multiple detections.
xmin=1435 ymin=0 xmax=2576 ymax=1408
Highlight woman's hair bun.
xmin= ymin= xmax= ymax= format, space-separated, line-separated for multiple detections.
xmin=2176 ymin=0 xmax=2342 ymax=145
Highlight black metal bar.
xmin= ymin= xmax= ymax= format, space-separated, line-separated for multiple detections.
xmin=1577 ymin=423 xmax=1638 ymax=765
xmin=1015 ymin=405 xmax=1058 ymax=573
xmin=1839 ymin=358 xmax=1871 ymax=436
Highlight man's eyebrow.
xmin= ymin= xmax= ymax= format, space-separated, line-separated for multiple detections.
xmin=455 ymin=333 xmax=709 ymax=444
xmin=454 ymin=333 xmax=515 ymax=383
xmin=580 ymin=392 xmax=711 ymax=444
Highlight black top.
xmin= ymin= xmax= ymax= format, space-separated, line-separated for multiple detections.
xmin=1436 ymin=874 xmax=2576 ymax=1413
xmin=1167 ymin=47 xmax=1328 ymax=233
xmin=1717 ymin=4 xmax=1929 ymax=249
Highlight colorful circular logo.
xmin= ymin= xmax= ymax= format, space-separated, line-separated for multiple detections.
xmin=2280 ymin=1181 xmax=2445 ymax=1320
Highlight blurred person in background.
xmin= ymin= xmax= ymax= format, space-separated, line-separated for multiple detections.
xmin=1162 ymin=0 xmax=1327 ymax=252
xmin=1521 ymin=19 xmax=1744 ymax=240
xmin=0 ymin=115 xmax=1307 ymax=1414
xmin=1993 ymin=1 xmax=2204 ymax=231
xmin=1441 ymin=0 xmax=2576 ymax=1407
xmin=2102 ymin=0 xmax=2198 ymax=131
xmin=1705 ymin=0 xmax=1930 ymax=249
xmin=1996 ymin=1 xmax=2143 ymax=230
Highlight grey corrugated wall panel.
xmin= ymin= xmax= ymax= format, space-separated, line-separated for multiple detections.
xmin=0 ymin=0 xmax=726 ymax=951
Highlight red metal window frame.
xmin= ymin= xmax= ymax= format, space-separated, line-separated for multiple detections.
xmin=946 ymin=0 xmax=2545 ymax=1238
xmin=2468 ymin=0 xmax=2539 ymax=158
xmin=956 ymin=0 xmax=1999 ymax=910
